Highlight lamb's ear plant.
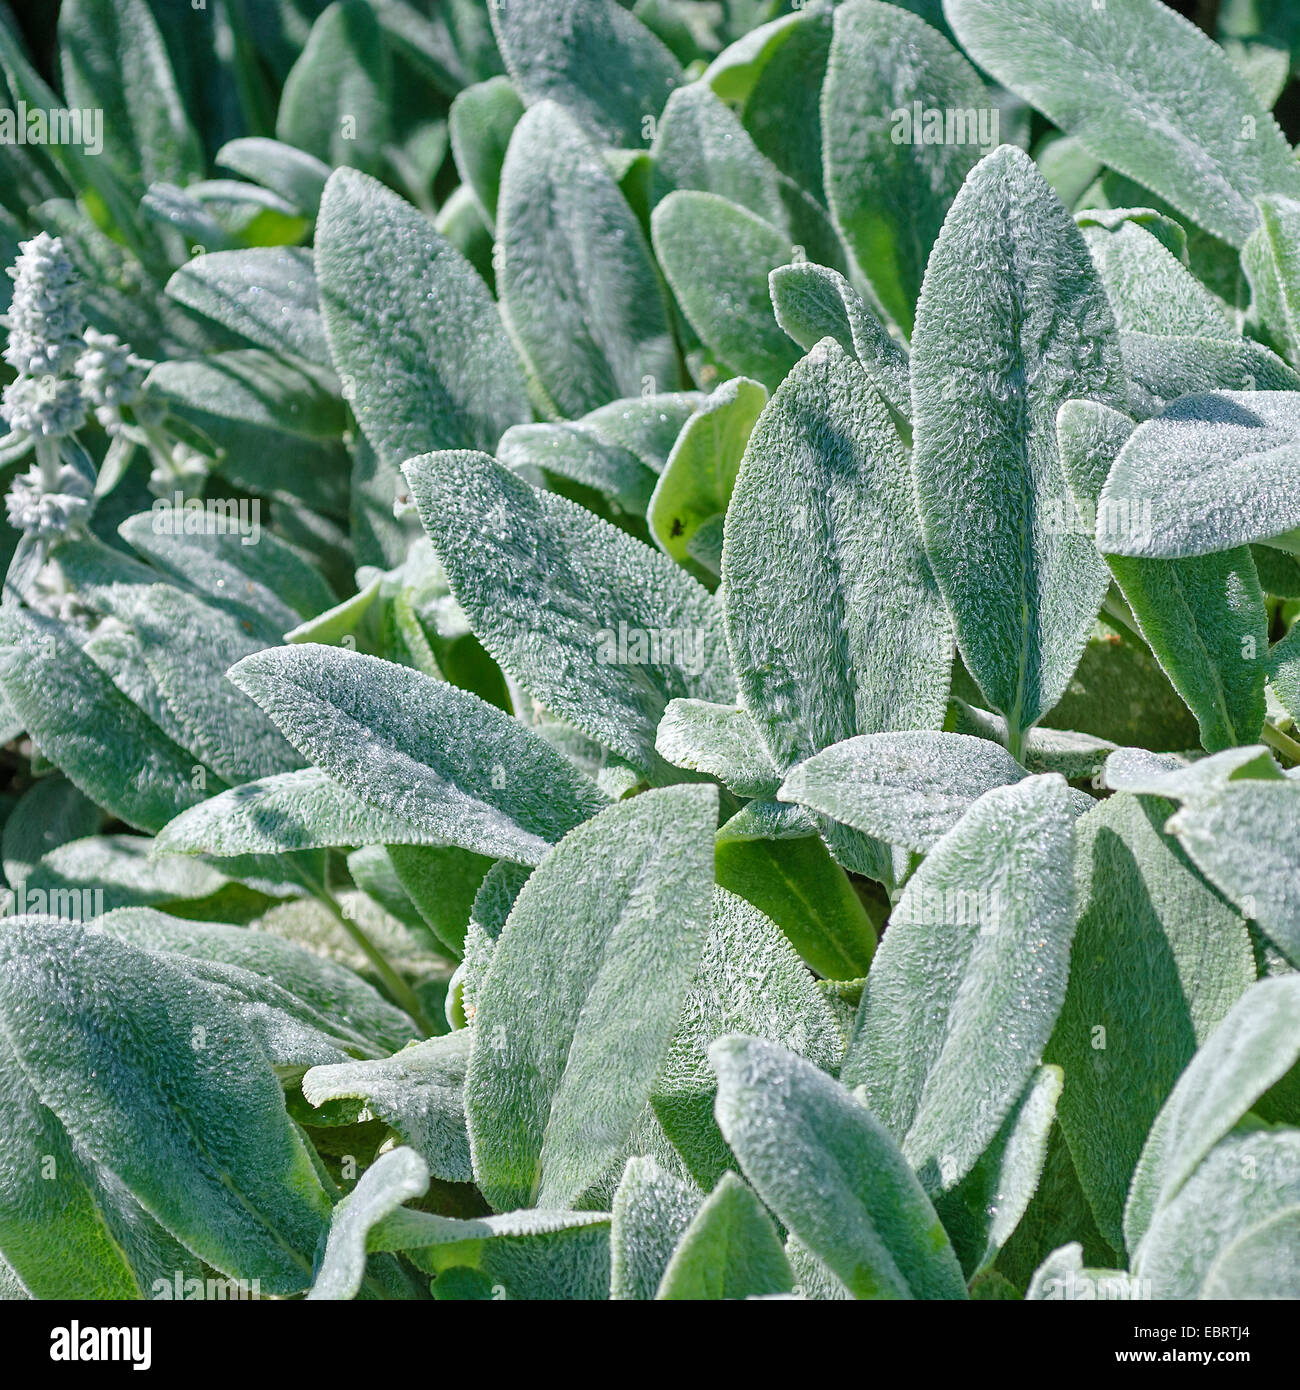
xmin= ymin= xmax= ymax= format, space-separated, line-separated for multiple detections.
xmin=0 ymin=0 xmax=1298 ymax=1306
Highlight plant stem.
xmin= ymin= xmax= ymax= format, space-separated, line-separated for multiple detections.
xmin=35 ymin=437 xmax=61 ymax=491
xmin=288 ymin=858 xmax=433 ymax=1035
xmin=1262 ymin=722 xmax=1300 ymax=767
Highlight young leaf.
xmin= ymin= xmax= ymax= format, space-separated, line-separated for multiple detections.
xmin=911 ymin=145 xmax=1124 ymax=748
xmin=1125 ymin=975 xmax=1300 ymax=1252
xmin=1097 ymin=391 xmax=1300 ymax=559
xmin=768 ymin=261 xmax=912 ymax=423
xmin=945 ymin=0 xmax=1300 ymax=248
xmin=166 ymin=248 xmax=331 ymax=367
xmin=465 ymin=786 xmax=717 ymax=1211
xmin=652 ymin=192 xmax=802 ymax=392
xmin=1045 ymin=791 xmax=1255 ymax=1251
xmin=648 ymin=377 xmax=768 ymax=579
xmin=609 ymin=1157 xmax=701 ymax=1301
xmin=0 ymin=919 xmax=332 ymax=1293
xmin=710 ymin=1036 xmax=968 ymax=1300
xmin=228 ymin=645 xmax=609 ymax=865
xmin=822 ymin=0 xmax=993 ymax=336
xmin=315 ymin=166 xmax=530 ymax=468
xmin=404 ymin=449 xmax=733 ymax=777
xmin=841 ymin=774 xmax=1076 ymax=1193
xmin=656 ymin=1171 xmax=793 ymax=1300
xmin=651 ymin=887 xmax=845 ymax=1188
xmin=489 ymin=0 xmax=682 ymax=148
xmin=1165 ymin=780 xmax=1300 ymax=968
xmin=778 ymin=730 xmax=1027 ymax=854
xmin=308 ymin=1147 xmax=429 ymax=1302
xmin=497 ymin=102 xmax=679 ymax=418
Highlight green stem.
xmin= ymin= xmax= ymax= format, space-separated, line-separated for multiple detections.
xmin=288 ymin=859 xmax=433 ymax=1035
xmin=1262 ymin=722 xmax=1300 ymax=768
xmin=1005 ymin=721 xmax=1029 ymax=767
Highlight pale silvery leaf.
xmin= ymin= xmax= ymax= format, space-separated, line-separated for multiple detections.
xmin=651 ymin=887 xmax=844 ymax=1190
xmin=1058 ymin=398 xmax=1268 ymax=752
xmin=933 ymin=1065 xmax=1062 ymax=1277
xmin=1125 ymin=976 xmax=1300 ymax=1252
xmin=405 ymin=449 xmax=734 ymax=777
xmin=166 ymin=248 xmax=330 ymax=367
xmin=1100 ymin=743 xmax=1283 ymax=799
xmin=609 ymin=1157 xmax=702 ymax=1301
xmin=1045 ymin=791 xmax=1255 ymax=1252
xmin=1134 ymin=1129 xmax=1300 ymax=1299
xmin=465 ymin=786 xmax=716 ymax=1212
xmin=823 ymin=0 xmax=993 ymax=336
xmin=1245 ymin=193 xmax=1300 ymax=366
xmin=304 ymin=1032 xmax=475 ymax=1186
xmin=945 ymin=0 xmax=1300 ymax=248
xmin=710 ymin=1036 xmax=968 ymax=1300
xmin=315 ymin=167 xmax=530 ymax=466
xmin=0 ymin=1019 xmax=204 ymax=1299
xmin=489 ymin=0 xmax=682 ymax=147
xmin=652 ymin=192 xmax=803 ymax=392
xmin=117 ymin=511 xmax=334 ymax=633
xmin=0 ymin=919 xmax=332 ymax=1293
xmin=214 ymin=138 xmax=330 ymax=219
xmin=228 ymin=645 xmax=609 ymax=865
xmin=911 ymin=144 xmax=1124 ymax=749
xmin=1165 ymin=780 xmax=1300 ymax=968
xmin=654 ymin=699 xmax=781 ymax=799
xmin=1077 ymin=210 xmax=1234 ymax=340
xmin=497 ymin=102 xmax=680 ymax=418
xmin=768 ymin=261 xmax=911 ymax=423
xmin=449 ymin=76 xmax=524 ymax=229
xmin=308 ymin=1148 xmax=429 ymax=1302
xmin=841 ymin=774 xmax=1076 ymax=1193
xmin=1198 ymin=1208 xmax=1300 ymax=1301
xmin=154 ymin=767 xmax=449 ymax=858
xmin=724 ymin=338 xmax=951 ymax=880
xmin=0 ymin=606 xmax=210 ymax=833
xmin=778 ymin=730 xmax=1028 ymax=854
xmin=1097 ymin=391 xmax=1300 ymax=558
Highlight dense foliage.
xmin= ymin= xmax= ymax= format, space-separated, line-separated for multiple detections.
xmin=0 ymin=0 xmax=1299 ymax=1303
